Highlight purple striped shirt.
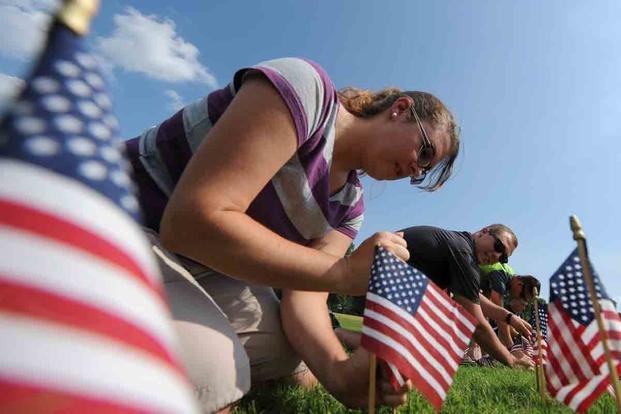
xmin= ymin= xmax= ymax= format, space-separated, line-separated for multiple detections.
xmin=126 ymin=57 xmax=364 ymax=245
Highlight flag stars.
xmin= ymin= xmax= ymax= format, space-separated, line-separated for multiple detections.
xmin=66 ymin=137 xmax=97 ymax=156
xmin=55 ymin=115 xmax=83 ymax=134
xmin=32 ymin=76 xmax=60 ymax=94
xmin=66 ymin=80 xmax=92 ymax=98
xmin=16 ymin=117 xmax=46 ymax=135
xmin=77 ymin=100 xmax=103 ymax=118
xmin=25 ymin=136 xmax=59 ymax=156
xmin=79 ymin=160 xmax=108 ymax=181
xmin=55 ymin=60 xmax=81 ymax=77
xmin=120 ymin=195 xmax=139 ymax=212
xmin=75 ymin=52 xmax=98 ymax=69
xmin=41 ymin=95 xmax=72 ymax=113
xmin=88 ymin=123 xmax=112 ymax=140
xmin=84 ymin=72 xmax=104 ymax=89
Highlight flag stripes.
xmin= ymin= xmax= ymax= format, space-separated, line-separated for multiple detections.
xmin=360 ymin=247 xmax=476 ymax=410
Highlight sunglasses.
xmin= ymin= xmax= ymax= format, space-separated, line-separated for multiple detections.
xmin=492 ymin=235 xmax=509 ymax=264
xmin=409 ymin=105 xmax=436 ymax=185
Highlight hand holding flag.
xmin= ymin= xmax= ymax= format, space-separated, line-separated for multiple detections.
xmin=360 ymin=246 xmax=477 ymax=411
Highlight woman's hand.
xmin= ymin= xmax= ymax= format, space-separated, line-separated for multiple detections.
xmin=331 ymin=341 xmax=412 ymax=409
xmin=343 ymin=231 xmax=409 ymax=295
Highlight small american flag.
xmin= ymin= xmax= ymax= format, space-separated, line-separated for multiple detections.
xmin=544 ymin=248 xmax=621 ymax=412
xmin=360 ymin=246 xmax=477 ymax=410
xmin=529 ymin=302 xmax=549 ymax=365
xmin=0 ymin=10 xmax=197 ymax=414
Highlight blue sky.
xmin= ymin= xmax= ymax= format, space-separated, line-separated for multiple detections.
xmin=1 ymin=1 xmax=619 ymax=303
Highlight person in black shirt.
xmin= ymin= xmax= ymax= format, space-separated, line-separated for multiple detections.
xmin=401 ymin=224 xmax=534 ymax=369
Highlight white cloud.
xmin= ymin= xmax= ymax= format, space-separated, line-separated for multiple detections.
xmin=96 ymin=8 xmax=217 ymax=88
xmin=0 ymin=73 xmax=25 ymax=108
xmin=165 ymin=90 xmax=184 ymax=112
xmin=0 ymin=0 xmax=58 ymax=60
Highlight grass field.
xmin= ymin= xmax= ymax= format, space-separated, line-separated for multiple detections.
xmin=235 ymin=366 xmax=615 ymax=413
xmin=235 ymin=314 xmax=615 ymax=413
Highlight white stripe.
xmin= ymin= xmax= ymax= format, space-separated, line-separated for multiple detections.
xmin=364 ymin=307 xmax=454 ymax=384
xmin=257 ymin=58 xmax=326 ymax=136
xmin=566 ymin=373 xmax=609 ymax=411
xmin=419 ymin=291 xmax=470 ymax=354
xmin=362 ymin=325 xmax=446 ymax=400
xmin=547 ymin=306 xmax=583 ymax=384
xmin=0 ymin=226 xmax=177 ymax=349
xmin=0 ymin=160 xmax=161 ymax=282
xmin=388 ymin=362 xmax=405 ymax=387
xmin=182 ymin=96 xmax=213 ymax=152
xmin=0 ymin=314 xmax=198 ymax=413
xmin=428 ymin=284 xmax=477 ymax=334
xmin=272 ymin=154 xmax=333 ymax=239
xmin=368 ymin=292 xmax=464 ymax=358
xmin=425 ymin=286 xmax=475 ymax=346
xmin=553 ymin=305 xmax=596 ymax=378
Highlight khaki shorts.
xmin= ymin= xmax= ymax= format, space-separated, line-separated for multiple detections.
xmin=145 ymin=230 xmax=307 ymax=413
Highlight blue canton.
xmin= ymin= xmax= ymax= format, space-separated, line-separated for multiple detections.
xmin=0 ymin=26 xmax=140 ymax=221
xmin=529 ymin=304 xmax=549 ymax=338
xmin=368 ymin=247 xmax=429 ymax=315
xmin=549 ymin=247 xmax=609 ymax=326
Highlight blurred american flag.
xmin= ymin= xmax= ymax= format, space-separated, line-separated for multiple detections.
xmin=0 ymin=5 xmax=197 ymax=413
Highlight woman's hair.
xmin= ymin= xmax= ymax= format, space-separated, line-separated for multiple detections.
xmin=338 ymin=87 xmax=460 ymax=191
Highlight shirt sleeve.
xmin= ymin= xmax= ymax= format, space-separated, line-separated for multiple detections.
xmin=234 ymin=57 xmax=337 ymax=148
xmin=445 ymin=240 xmax=481 ymax=303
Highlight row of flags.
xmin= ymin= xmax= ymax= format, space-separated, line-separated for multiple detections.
xmin=1 ymin=2 xmax=618 ymax=413
xmin=360 ymin=246 xmax=621 ymax=413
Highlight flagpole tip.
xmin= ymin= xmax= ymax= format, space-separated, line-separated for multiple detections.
xmin=57 ymin=0 xmax=100 ymax=36
xmin=570 ymin=214 xmax=585 ymax=241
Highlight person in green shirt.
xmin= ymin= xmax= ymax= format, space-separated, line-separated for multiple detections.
xmin=480 ymin=262 xmax=540 ymax=348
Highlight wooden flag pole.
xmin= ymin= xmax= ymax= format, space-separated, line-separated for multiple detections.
xmin=368 ymin=353 xmax=377 ymax=414
xmin=531 ymin=287 xmax=547 ymax=399
xmin=570 ymin=214 xmax=621 ymax=411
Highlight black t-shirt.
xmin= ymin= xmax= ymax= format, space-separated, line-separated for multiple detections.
xmin=480 ymin=270 xmax=512 ymax=296
xmin=401 ymin=225 xmax=480 ymax=303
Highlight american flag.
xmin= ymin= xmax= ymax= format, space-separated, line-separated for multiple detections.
xmin=529 ymin=302 xmax=549 ymax=365
xmin=508 ymin=302 xmax=549 ymax=364
xmin=360 ymin=246 xmax=477 ymax=410
xmin=0 ymin=8 xmax=198 ymax=414
xmin=544 ymin=248 xmax=621 ymax=412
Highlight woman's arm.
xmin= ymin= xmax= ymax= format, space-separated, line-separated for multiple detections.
xmin=159 ymin=76 xmax=405 ymax=294
xmin=281 ymin=230 xmax=410 ymax=408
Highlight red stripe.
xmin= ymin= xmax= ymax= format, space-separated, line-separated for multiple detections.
xmin=0 ymin=278 xmax=184 ymax=378
xmin=0 ymin=199 xmax=163 ymax=299
xmin=363 ymin=315 xmax=451 ymax=391
xmin=550 ymin=307 xmax=598 ymax=381
xmin=419 ymin=296 xmax=471 ymax=351
xmin=427 ymin=283 xmax=477 ymax=332
xmin=0 ymin=379 xmax=151 ymax=414
xmin=361 ymin=335 xmax=443 ymax=410
xmin=365 ymin=301 xmax=456 ymax=378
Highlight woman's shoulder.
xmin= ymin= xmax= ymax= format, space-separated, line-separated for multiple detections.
xmin=233 ymin=57 xmax=335 ymax=95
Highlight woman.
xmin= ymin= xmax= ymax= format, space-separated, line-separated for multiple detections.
xmin=125 ymin=57 xmax=460 ymax=413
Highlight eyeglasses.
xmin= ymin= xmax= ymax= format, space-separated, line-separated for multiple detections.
xmin=409 ymin=105 xmax=436 ymax=185
xmin=492 ymin=235 xmax=509 ymax=264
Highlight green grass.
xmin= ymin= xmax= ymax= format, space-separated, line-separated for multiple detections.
xmin=235 ymin=366 xmax=615 ymax=413
xmin=333 ymin=312 xmax=362 ymax=332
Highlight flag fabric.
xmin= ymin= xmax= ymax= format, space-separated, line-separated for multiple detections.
xmin=544 ymin=248 xmax=621 ymax=412
xmin=529 ymin=302 xmax=549 ymax=365
xmin=0 ymin=14 xmax=198 ymax=414
xmin=360 ymin=246 xmax=478 ymax=410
